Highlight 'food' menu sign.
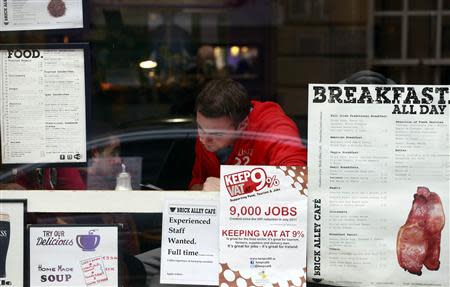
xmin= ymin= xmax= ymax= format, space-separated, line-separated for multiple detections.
xmin=0 ymin=47 xmax=87 ymax=164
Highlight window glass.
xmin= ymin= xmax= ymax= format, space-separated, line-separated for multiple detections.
xmin=409 ymin=0 xmax=437 ymax=10
xmin=375 ymin=0 xmax=403 ymax=11
xmin=1 ymin=1 xmax=449 ymax=287
xmin=1 ymin=2 xmax=449 ymax=188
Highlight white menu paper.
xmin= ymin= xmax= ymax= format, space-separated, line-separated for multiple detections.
xmin=29 ymin=225 xmax=119 ymax=287
xmin=160 ymin=199 xmax=219 ymax=285
xmin=0 ymin=48 xmax=86 ymax=164
xmin=219 ymin=165 xmax=308 ymax=287
xmin=308 ymin=84 xmax=449 ymax=287
xmin=0 ymin=0 xmax=84 ymax=31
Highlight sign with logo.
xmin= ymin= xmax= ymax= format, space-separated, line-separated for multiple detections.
xmin=160 ymin=199 xmax=219 ymax=285
xmin=220 ymin=166 xmax=308 ymax=287
xmin=0 ymin=199 xmax=26 ymax=287
xmin=28 ymin=225 xmax=119 ymax=287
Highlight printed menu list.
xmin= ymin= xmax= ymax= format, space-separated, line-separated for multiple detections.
xmin=0 ymin=48 xmax=86 ymax=164
xmin=1 ymin=0 xmax=84 ymax=31
xmin=308 ymin=84 xmax=449 ymax=287
xmin=220 ymin=165 xmax=308 ymax=287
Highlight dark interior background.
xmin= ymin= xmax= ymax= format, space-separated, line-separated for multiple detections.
xmin=2 ymin=0 xmax=449 ymax=189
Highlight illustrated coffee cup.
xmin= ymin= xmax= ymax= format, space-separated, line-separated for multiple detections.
xmin=76 ymin=230 xmax=100 ymax=251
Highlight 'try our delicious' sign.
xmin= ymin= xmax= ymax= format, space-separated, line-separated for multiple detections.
xmin=29 ymin=225 xmax=119 ymax=287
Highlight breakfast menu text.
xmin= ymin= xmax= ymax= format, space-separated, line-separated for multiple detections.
xmin=308 ymin=84 xmax=449 ymax=287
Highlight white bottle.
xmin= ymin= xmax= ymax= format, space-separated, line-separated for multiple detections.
xmin=115 ymin=163 xmax=132 ymax=191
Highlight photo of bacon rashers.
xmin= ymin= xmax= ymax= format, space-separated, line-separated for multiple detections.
xmin=396 ymin=187 xmax=445 ymax=275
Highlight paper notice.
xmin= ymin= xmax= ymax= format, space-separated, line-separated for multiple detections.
xmin=1 ymin=0 xmax=84 ymax=31
xmin=160 ymin=199 xmax=219 ymax=285
xmin=307 ymin=84 xmax=449 ymax=287
xmin=219 ymin=165 xmax=308 ymax=287
xmin=0 ymin=48 xmax=86 ymax=164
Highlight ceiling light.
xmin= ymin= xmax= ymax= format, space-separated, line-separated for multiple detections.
xmin=230 ymin=46 xmax=240 ymax=57
xmin=139 ymin=60 xmax=158 ymax=69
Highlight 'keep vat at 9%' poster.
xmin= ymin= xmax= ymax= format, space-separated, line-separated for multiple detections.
xmin=308 ymin=84 xmax=449 ymax=287
xmin=0 ymin=48 xmax=86 ymax=164
xmin=220 ymin=165 xmax=308 ymax=287
xmin=29 ymin=225 xmax=119 ymax=287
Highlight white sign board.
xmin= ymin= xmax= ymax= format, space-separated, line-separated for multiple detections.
xmin=219 ymin=165 xmax=308 ymax=287
xmin=1 ymin=0 xmax=84 ymax=31
xmin=160 ymin=199 xmax=219 ymax=285
xmin=0 ymin=47 xmax=87 ymax=164
xmin=29 ymin=225 xmax=119 ymax=287
xmin=308 ymin=84 xmax=449 ymax=286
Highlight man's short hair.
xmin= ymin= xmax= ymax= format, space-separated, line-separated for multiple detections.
xmin=89 ymin=122 xmax=120 ymax=155
xmin=195 ymin=79 xmax=251 ymax=126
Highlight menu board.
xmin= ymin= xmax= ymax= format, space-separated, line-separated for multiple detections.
xmin=308 ymin=84 xmax=449 ymax=286
xmin=0 ymin=0 xmax=84 ymax=31
xmin=0 ymin=46 xmax=87 ymax=164
xmin=219 ymin=165 xmax=308 ymax=287
xmin=29 ymin=225 xmax=119 ymax=287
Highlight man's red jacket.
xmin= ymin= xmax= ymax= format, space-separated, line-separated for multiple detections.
xmin=189 ymin=101 xmax=307 ymax=188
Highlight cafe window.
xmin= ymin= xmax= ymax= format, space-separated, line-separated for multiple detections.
xmin=1 ymin=1 xmax=449 ymax=287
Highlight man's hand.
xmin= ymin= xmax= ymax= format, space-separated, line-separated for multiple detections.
xmin=202 ymin=177 xmax=220 ymax=191
xmin=0 ymin=183 xmax=25 ymax=190
xmin=189 ymin=184 xmax=203 ymax=191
